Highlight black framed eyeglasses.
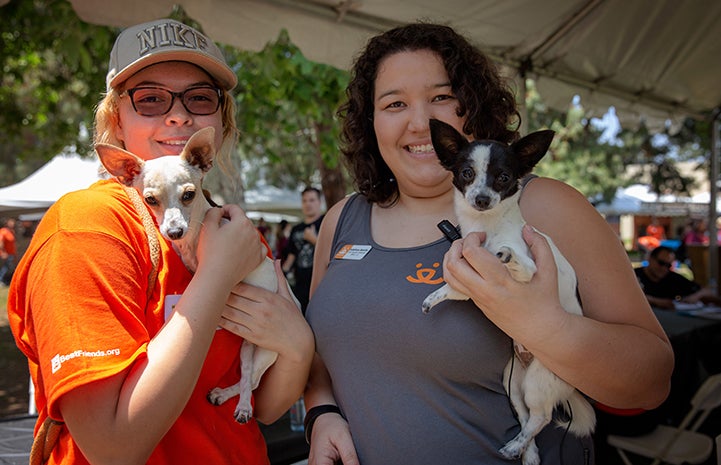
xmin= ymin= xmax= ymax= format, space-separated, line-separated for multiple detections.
xmin=122 ymin=86 xmax=223 ymax=116
xmin=655 ymin=258 xmax=673 ymax=268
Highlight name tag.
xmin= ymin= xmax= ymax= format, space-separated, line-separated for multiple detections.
xmin=165 ymin=294 xmax=182 ymax=321
xmin=334 ymin=244 xmax=372 ymax=260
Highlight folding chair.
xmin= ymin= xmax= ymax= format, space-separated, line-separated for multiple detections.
xmin=607 ymin=373 xmax=721 ymax=465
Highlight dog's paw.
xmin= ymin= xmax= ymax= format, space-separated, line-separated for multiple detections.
xmin=499 ymin=434 xmax=527 ymax=461
xmin=207 ymin=387 xmax=232 ymax=406
xmin=500 ymin=437 xmax=540 ymax=465
xmin=499 ymin=443 xmax=522 ymax=461
xmin=422 ymin=285 xmax=454 ymax=313
xmin=496 ymin=246 xmax=513 ymax=264
xmin=421 ymin=298 xmax=435 ymax=314
xmin=422 ymin=293 xmax=441 ymax=314
xmin=521 ymin=443 xmax=540 ymax=465
xmin=234 ymin=405 xmax=253 ymax=424
xmin=499 ymin=247 xmax=536 ymax=283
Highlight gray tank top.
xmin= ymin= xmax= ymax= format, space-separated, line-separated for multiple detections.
xmin=306 ymin=193 xmax=593 ymax=465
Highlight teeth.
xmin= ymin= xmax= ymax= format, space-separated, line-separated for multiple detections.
xmin=407 ymin=144 xmax=434 ymax=153
xmin=163 ymin=140 xmax=188 ymax=146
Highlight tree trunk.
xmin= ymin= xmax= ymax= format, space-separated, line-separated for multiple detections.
xmin=312 ymin=121 xmax=347 ymax=210
xmin=319 ymin=162 xmax=346 ymax=210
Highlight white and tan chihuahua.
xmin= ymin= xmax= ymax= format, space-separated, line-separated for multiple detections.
xmin=96 ymin=127 xmax=298 ymax=424
xmin=421 ymin=119 xmax=595 ymax=465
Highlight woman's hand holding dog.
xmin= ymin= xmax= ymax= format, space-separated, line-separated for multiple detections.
xmin=220 ymin=260 xmax=315 ymax=423
xmin=442 ymin=227 xmax=571 ymax=351
xmin=220 ymin=260 xmax=311 ymax=357
xmin=197 ymin=204 xmax=267 ymax=290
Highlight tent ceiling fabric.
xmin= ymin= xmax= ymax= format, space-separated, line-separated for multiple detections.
xmin=65 ymin=0 xmax=721 ymax=130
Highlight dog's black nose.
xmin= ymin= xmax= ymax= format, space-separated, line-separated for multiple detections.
xmin=167 ymin=228 xmax=185 ymax=240
xmin=474 ymin=195 xmax=491 ymax=210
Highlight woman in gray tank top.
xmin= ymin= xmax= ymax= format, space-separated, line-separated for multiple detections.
xmin=304 ymin=22 xmax=673 ymax=465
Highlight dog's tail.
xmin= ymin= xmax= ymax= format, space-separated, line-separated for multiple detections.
xmin=556 ymin=391 xmax=596 ymax=436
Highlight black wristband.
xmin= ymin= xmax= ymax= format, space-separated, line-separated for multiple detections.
xmin=303 ymin=404 xmax=343 ymax=445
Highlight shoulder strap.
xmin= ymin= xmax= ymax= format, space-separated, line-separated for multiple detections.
xmin=28 ymin=186 xmax=160 ymax=464
xmin=123 ymin=185 xmax=160 ymax=301
xmin=29 ymin=417 xmax=64 ymax=465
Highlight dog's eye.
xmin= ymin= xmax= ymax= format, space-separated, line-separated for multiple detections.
xmin=461 ymin=168 xmax=475 ymax=181
xmin=182 ymin=191 xmax=196 ymax=202
xmin=144 ymin=196 xmax=158 ymax=206
xmin=498 ymin=173 xmax=511 ymax=184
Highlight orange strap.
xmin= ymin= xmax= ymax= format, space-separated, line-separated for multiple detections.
xmin=29 ymin=417 xmax=64 ymax=465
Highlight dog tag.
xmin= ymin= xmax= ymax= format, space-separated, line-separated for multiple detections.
xmin=334 ymin=244 xmax=372 ymax=260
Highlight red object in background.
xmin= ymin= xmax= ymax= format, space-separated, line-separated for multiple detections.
xmin=638 ymin=236 xmax=661 ymax=251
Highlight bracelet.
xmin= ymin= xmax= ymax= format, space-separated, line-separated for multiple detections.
xmin=304 ymin=404 xmax=343 ymax=445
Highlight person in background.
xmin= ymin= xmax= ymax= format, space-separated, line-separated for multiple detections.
xmin=645 ymin=217 xmax=666 ymax=242
xmin=638 ymin=216 xmax=666 ymax=254
xmin=0 ymin=217 xmax=16 ymax=286
xmin=283 ymin=187 xmax=324 ymax=313
xmin=7 ymin=19 xmax=313 ymax=465
xmin=673 ymin=223 xmax=689 ymax=263
xmin=303 ymin=22 xmax=673 ymax=465
xmin=635 ymin=245 xmax=721 ymax=310
xmin=256 ymin=217 xmax=270 ymax=242
xmin=682 ymin=218 xmax=708 ymax=245
xmin=274 ymin=219 xmax=291 ymax=266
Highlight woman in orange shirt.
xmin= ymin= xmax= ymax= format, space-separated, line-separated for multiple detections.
xmin=8 ymin=19 xmax=313 ymax=465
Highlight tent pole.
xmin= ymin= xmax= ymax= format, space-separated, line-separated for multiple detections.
xmin=708 ymin=109 xmax=721 ymax=290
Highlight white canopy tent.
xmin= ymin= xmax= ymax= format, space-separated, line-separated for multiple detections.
xmin=595 ymin=184 xmax=720 ymax=218
xmin=0 ymin=153 xmax=102 ymax=217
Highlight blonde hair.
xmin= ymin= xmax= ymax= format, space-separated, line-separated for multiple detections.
xmin=93 ymin=86 xmax=240 ymax=173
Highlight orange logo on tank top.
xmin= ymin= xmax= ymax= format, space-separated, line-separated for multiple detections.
xmin=406 ymin=262 xmax=444 ymax=284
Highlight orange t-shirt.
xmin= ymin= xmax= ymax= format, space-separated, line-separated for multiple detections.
xmin=8 ymin=180 xmax=269 ymax=465
xmin=645 ymin=223 xmax=665 ymax=241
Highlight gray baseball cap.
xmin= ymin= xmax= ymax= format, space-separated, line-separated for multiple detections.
xmin=106 ymin=19 xmax=237 ymax=91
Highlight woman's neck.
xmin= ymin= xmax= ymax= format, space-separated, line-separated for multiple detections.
xmin=370 ymin=188 xmax=456 ymax=248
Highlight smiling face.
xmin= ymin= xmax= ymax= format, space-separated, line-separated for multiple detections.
xmin=115 ymin=61 xmax=224 ymax=161
xmin=372 ymin=50 xmax=467 ymax=198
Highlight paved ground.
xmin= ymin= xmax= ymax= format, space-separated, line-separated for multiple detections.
xmin=0 ymin=415 xmax=33 ymax=465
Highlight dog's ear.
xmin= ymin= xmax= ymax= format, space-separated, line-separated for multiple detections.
xmin=182 ymin=127 xmax=216 ymax=173
xmin=95 ymin=144 xmax=144 ymax=186
xmin=429 ymin=119 xmax=469 ymax=169
xmin=512 ymin=130 xmax=555 ymax=173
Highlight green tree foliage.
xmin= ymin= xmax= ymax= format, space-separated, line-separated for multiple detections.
xmin=525 ymin=80 xmax=629 ymax=203
xmin=616 ymin=121 xmax=698 ymax=198
xmin=227 ymin=30 xmax=349 ymax=207
xmin=0 ymin=0 xmax=116 ymax=186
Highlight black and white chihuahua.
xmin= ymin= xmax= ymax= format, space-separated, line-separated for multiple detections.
xmin=421 ymin=119 xmax=595 ymax=465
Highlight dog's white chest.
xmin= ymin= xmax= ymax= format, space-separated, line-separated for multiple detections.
xmin=458 ymin=196 xmax=526 ymax=256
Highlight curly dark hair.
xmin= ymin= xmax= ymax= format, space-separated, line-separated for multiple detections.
xmin=337 ymin=22 xmax=521 ymax=205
